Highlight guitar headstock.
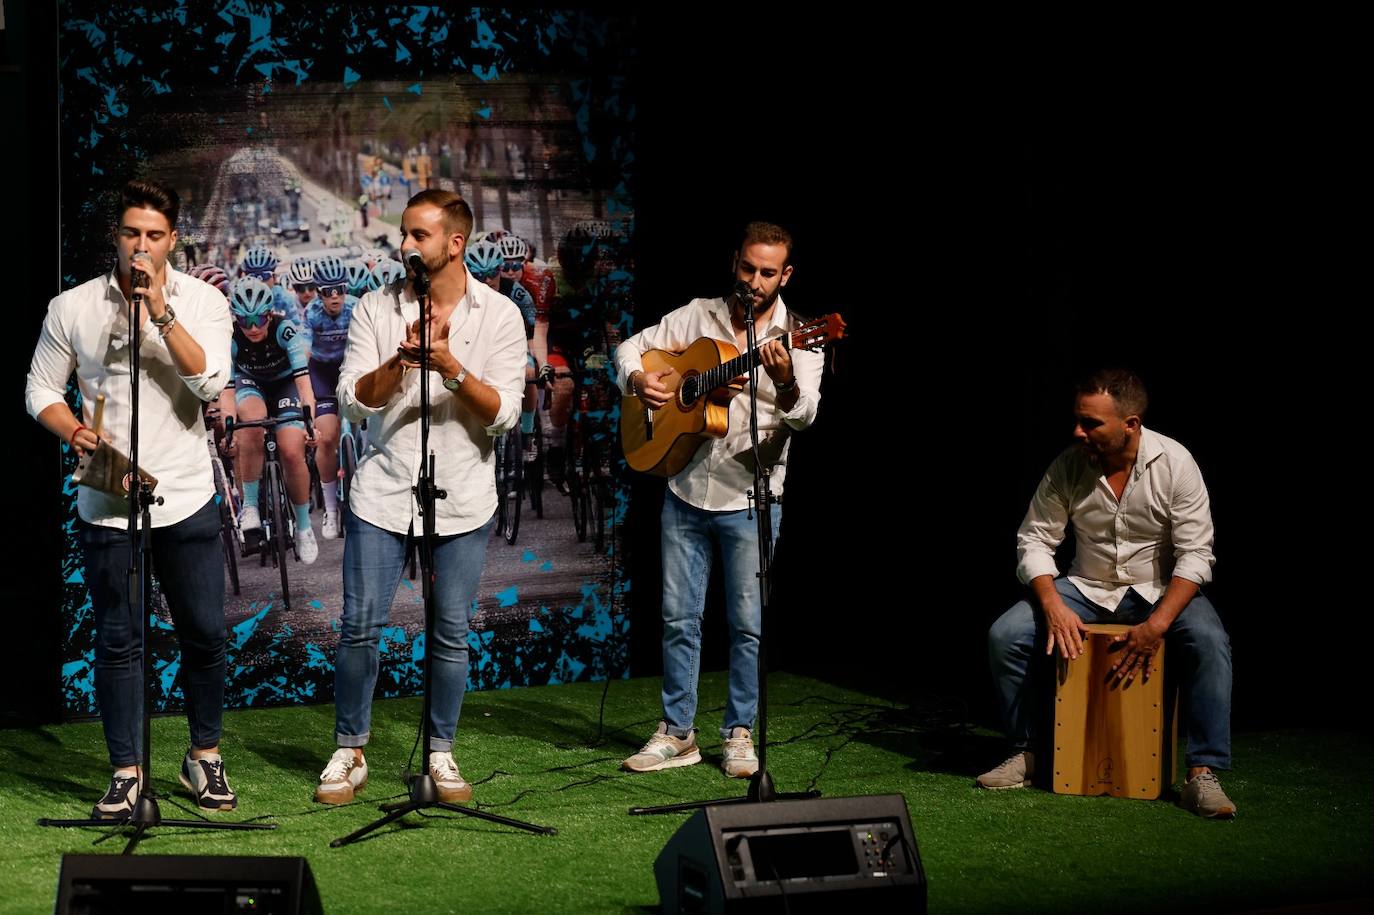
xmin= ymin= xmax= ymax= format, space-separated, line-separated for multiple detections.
xmin=791 ymin=313 xmax=847 ymax=352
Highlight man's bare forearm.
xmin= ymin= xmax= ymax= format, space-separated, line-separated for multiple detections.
xmin=356 ymin=354 xmax=407 ymax=408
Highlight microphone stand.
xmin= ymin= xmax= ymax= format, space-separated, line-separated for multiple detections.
xmin=39 ymin=257 xmax=276 ymax=852
xmin=332 ymin=259 xmax=554 ymax=847
xmin=630 ymin=282 xmax=818 ymax=816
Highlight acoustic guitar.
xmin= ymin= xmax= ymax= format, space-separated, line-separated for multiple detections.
xmin=620 ymin=313 xmax=846 ymax=476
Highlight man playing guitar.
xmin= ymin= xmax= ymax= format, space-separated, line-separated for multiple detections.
xmin=614 ymin=221 xmax=824 ymax=778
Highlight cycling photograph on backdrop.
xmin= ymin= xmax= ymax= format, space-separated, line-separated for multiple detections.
xmin=52 ymin=5 xmax=634 ymax=716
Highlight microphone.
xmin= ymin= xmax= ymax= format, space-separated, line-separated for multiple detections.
xmin=404 ymin=249 xmax=430 ymax=293
xmin=734 ymin=280 xmax=754 ymax=302
xmin=131 ymin=252 xmax=151 ymax=306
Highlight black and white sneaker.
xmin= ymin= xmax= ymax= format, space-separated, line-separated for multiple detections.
xmin=91 ymin=771 xmax=140 ymax=820
xmin=179 ymin=752 xmax=238 ymax=812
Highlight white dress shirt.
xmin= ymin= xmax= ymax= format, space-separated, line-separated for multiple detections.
xmin=613 ymin=296 xmax=824 ymax=511
xmin=25 ymin=267 xmax=233 ymax=529
xmin=1015 ymin=427 xmax=1216 ymax=610
xmin=338 ymin=272 xmax=527 ymax=536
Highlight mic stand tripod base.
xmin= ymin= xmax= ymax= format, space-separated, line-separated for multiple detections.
xmin=626 ymin=769 xmax=819 ymax=816
xmin=38 ymin=786 xmax=277 ymax=855
xmin=330 ymin=773 xmax=557 ymax=848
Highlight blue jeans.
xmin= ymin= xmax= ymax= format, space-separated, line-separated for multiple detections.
xmin=660 ymin=490 xmax=782 ymax=740
xmin=333 ymin=512 xmax=494 ymax=751
xmin=79 ymin=499 xmax=226 ymax=767
xmin=988 ymin=577 xmax=1232 ymax=769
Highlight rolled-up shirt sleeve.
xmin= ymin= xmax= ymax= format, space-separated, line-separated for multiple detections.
xmin=779 ymin=345 xmax=823 ymax=431
xmin=614 ymin=319 xmax=680 ymax=395
xmin=338 ymin=296 xmax=390 ymax=423
xmin=1016 ymin=463 xmax=1070 ymax=584
xmin=176 ymin=288 xmax=233 ymax=402
xmin=25 ymin=297 xmax=77 ymax=419
xmin=1168 ymin=452 xmax=1216 ymax=586
xmin=480 ymin=305 xmax=529 ymax=437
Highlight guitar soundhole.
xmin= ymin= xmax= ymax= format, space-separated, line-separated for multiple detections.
xmin=679 ymin=374 xmax=699 ymax=407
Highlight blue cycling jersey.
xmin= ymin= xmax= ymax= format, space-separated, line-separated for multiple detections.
xmin=304 ymin=295 xmax=358 ymax=364
xmin=500 ymin=278 xmax=536 ymax=329
xmin=232 ymin=312 xmax=309 ymax=383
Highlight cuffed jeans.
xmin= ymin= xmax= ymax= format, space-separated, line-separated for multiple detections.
xmin=988 ymin=577 xmax=1232 ymax=769
xmin=79 ymin=498 xmax=226 ymax=767
xmin=333 ymin=512 xmax=493 ymax=752
xmin=660 ymin=490 xmax=782 ymax=740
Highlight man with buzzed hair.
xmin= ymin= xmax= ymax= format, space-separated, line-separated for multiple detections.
xmin=979 ymin=368 xmax=1237 ymax=818
xmin=614 ymin=221 xmax=825 ymax=779
xmin=314 ymin=189 xmax=527 ymax=805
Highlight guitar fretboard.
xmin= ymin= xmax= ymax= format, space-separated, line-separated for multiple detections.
xmin=689 ymin=334 xmax=789 ymax=403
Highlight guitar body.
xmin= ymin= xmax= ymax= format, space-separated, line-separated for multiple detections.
xmin=621 ymin=336 xmax=741 ymax=477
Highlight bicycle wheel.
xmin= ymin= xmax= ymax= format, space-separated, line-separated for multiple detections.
xmin=265 ymin=462 xmax=292 ymax=611
xmin=339 ymin=433 xmax=358 ymax=527
xmin=570 ymin=453 xmax=588 ymax=543
xmin=503 ymin=432 xmax=522 ymax=545
xmin=494 ymin=435 xmax=509 ymax=539
xmin=526 ymin=422 xmax=544 ymax=519
xmin=212 ymin=465 xmax=240 ymax=595
xmin=591 ymin=472 xmax=606 ymax=553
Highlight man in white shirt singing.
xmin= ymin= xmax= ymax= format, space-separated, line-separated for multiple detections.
xmin=314 ymin=190 xmax=526 ymax=805
xmin=25 ymin=179 xmax=236 ymax=818
xmin=614 ymin=222 xmax=824 ymax=778
xmin=978 ymin=369 xmax=1236 ymax=817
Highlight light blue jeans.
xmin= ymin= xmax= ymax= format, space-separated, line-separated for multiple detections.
xmin=333 ymin=512 xmax=494 ymax=751
xmin=988 ymin=577 xmax=1232 ymax=769
xmin=660 ymin=490 xmax=782 ymax=740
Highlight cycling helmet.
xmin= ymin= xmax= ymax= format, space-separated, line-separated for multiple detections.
xmin=187 ymin=263 xmax=229 ymax=295
xmin=313 ymin=254 xmax=348 ymax=289
xmin=344 ymin=259 xmax=372 ymax=296
xmin=464 ymin=238 xmax=503 ymax=278
xmin=287 ymin=257 xmax=315 ymax=286
xmin=371 ymin=258 xmax=406 ymax=291
xmin=359 ymin=247 xmax=388 ymax=268
xmin=229 ymin=278 xmax=275 ymax=325
xmin=497 ymin=234 xmax=528 ymax=261
xmin=239 ymin=245 xmax=278 ymax=279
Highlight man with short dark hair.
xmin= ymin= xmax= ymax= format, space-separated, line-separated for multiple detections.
xmin=25 ymin=178 xmax=237 ymax=818
xmin=979 ymin=369 xmax=1237 ymax=817
xmin=613 ymin=221 xmax=824 ymax=778
xmin=314 ymin=190 xmax=526 ymax=805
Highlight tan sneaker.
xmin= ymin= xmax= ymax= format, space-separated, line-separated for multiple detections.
xmin=1180 ymin=771 xmax=1236 ymax=818
xmin=976 ymin=750 xmax=1034 ymax=789
xmin=622 ymin=722 xmax=702 ymax=772
xmin=429 ymin=751 xmax=473 ymax=803
xmin=721 ymin=727 xmax=758 ymax=778
xmin=315 ymin=748 xmax=367 ymax=804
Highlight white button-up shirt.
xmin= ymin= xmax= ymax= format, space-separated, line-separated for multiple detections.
xmin=338 ymin=273 xmax=527 ymax=536
xmin=613 ymin=296 xmax=824 ymax=511
xmin=1015 ymin=427 xmax=1216 ymax=610
xmin=25 ymin=267 xmax=233 ymax=528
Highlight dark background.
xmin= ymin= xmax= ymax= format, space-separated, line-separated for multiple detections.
xmin=3 ymin=8 xmax=1357 ymax=735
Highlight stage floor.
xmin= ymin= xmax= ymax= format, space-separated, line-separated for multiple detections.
xmin=1 ymin=672 xmax=1369 ymax=914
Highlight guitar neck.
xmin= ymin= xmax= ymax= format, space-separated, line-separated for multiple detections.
xmin=697 ymin=334 xmax=789 ymax=397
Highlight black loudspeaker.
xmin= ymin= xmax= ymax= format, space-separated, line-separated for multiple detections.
xmin=654 ymin=794 xmax=926 ymax=914
xmin=55 ymin=854 xmax=322 ymax=915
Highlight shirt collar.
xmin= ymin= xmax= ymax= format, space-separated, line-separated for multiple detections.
xmin=394 ymin=268 xmax=479 ymax=314
xmin=104 ymin=265 xmax=182 ymax=302
xmin=711 ymin=293 xmax=789 ymax=336
xmin=1133 ymin=427 xmax=1164 ymax=478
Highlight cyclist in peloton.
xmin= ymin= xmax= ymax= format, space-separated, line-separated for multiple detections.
xmin=287 ymin=257 xmax=317 ymax=325
xmin=303 ymin=255 xmax=360 ymax=540
xmin=239 ymin=245 xmax=294 ymax=318
xmin=219 ymin=277 xmax=319 ymax=563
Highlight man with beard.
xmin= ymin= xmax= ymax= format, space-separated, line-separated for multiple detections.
xmin=313 ymin=189 xmax=526 ymax=805
xmin=614 ymin=222 xmax=824 ymax=779
xmin=979 ymin=369 xmax=1236 ymax=817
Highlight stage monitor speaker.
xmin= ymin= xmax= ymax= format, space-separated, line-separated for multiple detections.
xmin=55 ymin=854 xmax=321 ymax=915
xmin=654 ymin=794 xmax=926 ymax=914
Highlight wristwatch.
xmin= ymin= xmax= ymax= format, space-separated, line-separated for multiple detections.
xmin=443 ymin=367 xmax=468 ymax=391
xmin=151 ymin=304 xmax=176 ymax=329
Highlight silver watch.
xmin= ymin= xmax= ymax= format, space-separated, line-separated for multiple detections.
xmin=151 ymin=304 xmax=176 ymax=328
xmin=443 ymin=367 xmax=468 ymax=391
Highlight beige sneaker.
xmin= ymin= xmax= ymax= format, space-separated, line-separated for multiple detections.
xmin=721 ymin=727 xmax=758 ymax=778
xmin=976 ymin=750 xmax=1035 ymax=789
xmin=622 ymin=722 xmax=702 ymax=772
xmin=315 ymin=748 xmax=367 ymax=804
xmin=429 ymin=751 xmax=473 ymax=803
xmin=1180 ymin=771 xmax=1236 ymax=818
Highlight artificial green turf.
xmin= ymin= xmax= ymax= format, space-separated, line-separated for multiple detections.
xmin=0 ymin=673 xmax=1369 ymax=914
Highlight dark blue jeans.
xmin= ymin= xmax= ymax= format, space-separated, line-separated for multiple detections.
xmin=988 ymin=577 xmax=1232 ymax=769
xmin=79 ymin=498 xmax=226 ymax=767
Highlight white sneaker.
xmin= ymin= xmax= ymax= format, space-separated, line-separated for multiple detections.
xmin=296 ymin=526 xmax=319 ymax=564
xmin=429 ymin=751 xmax=473 ymax=803
xmin=721 ymin=727 xmax=758 ymax=778
xmin=315 ymin=748 xmax=367 ymax=804
xmin=321 ymin=510 xmax=341 ymax=540
xmin=239 ymin=503 xmax=261 ymax=531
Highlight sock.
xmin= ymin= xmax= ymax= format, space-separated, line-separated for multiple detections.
xmin=321 ymin=481 xmax=340 ymax=513
xmin=294 ymin=502 xmax=311 ymax=531
xmin=242 ymin=480 xmax=259 ymax=508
